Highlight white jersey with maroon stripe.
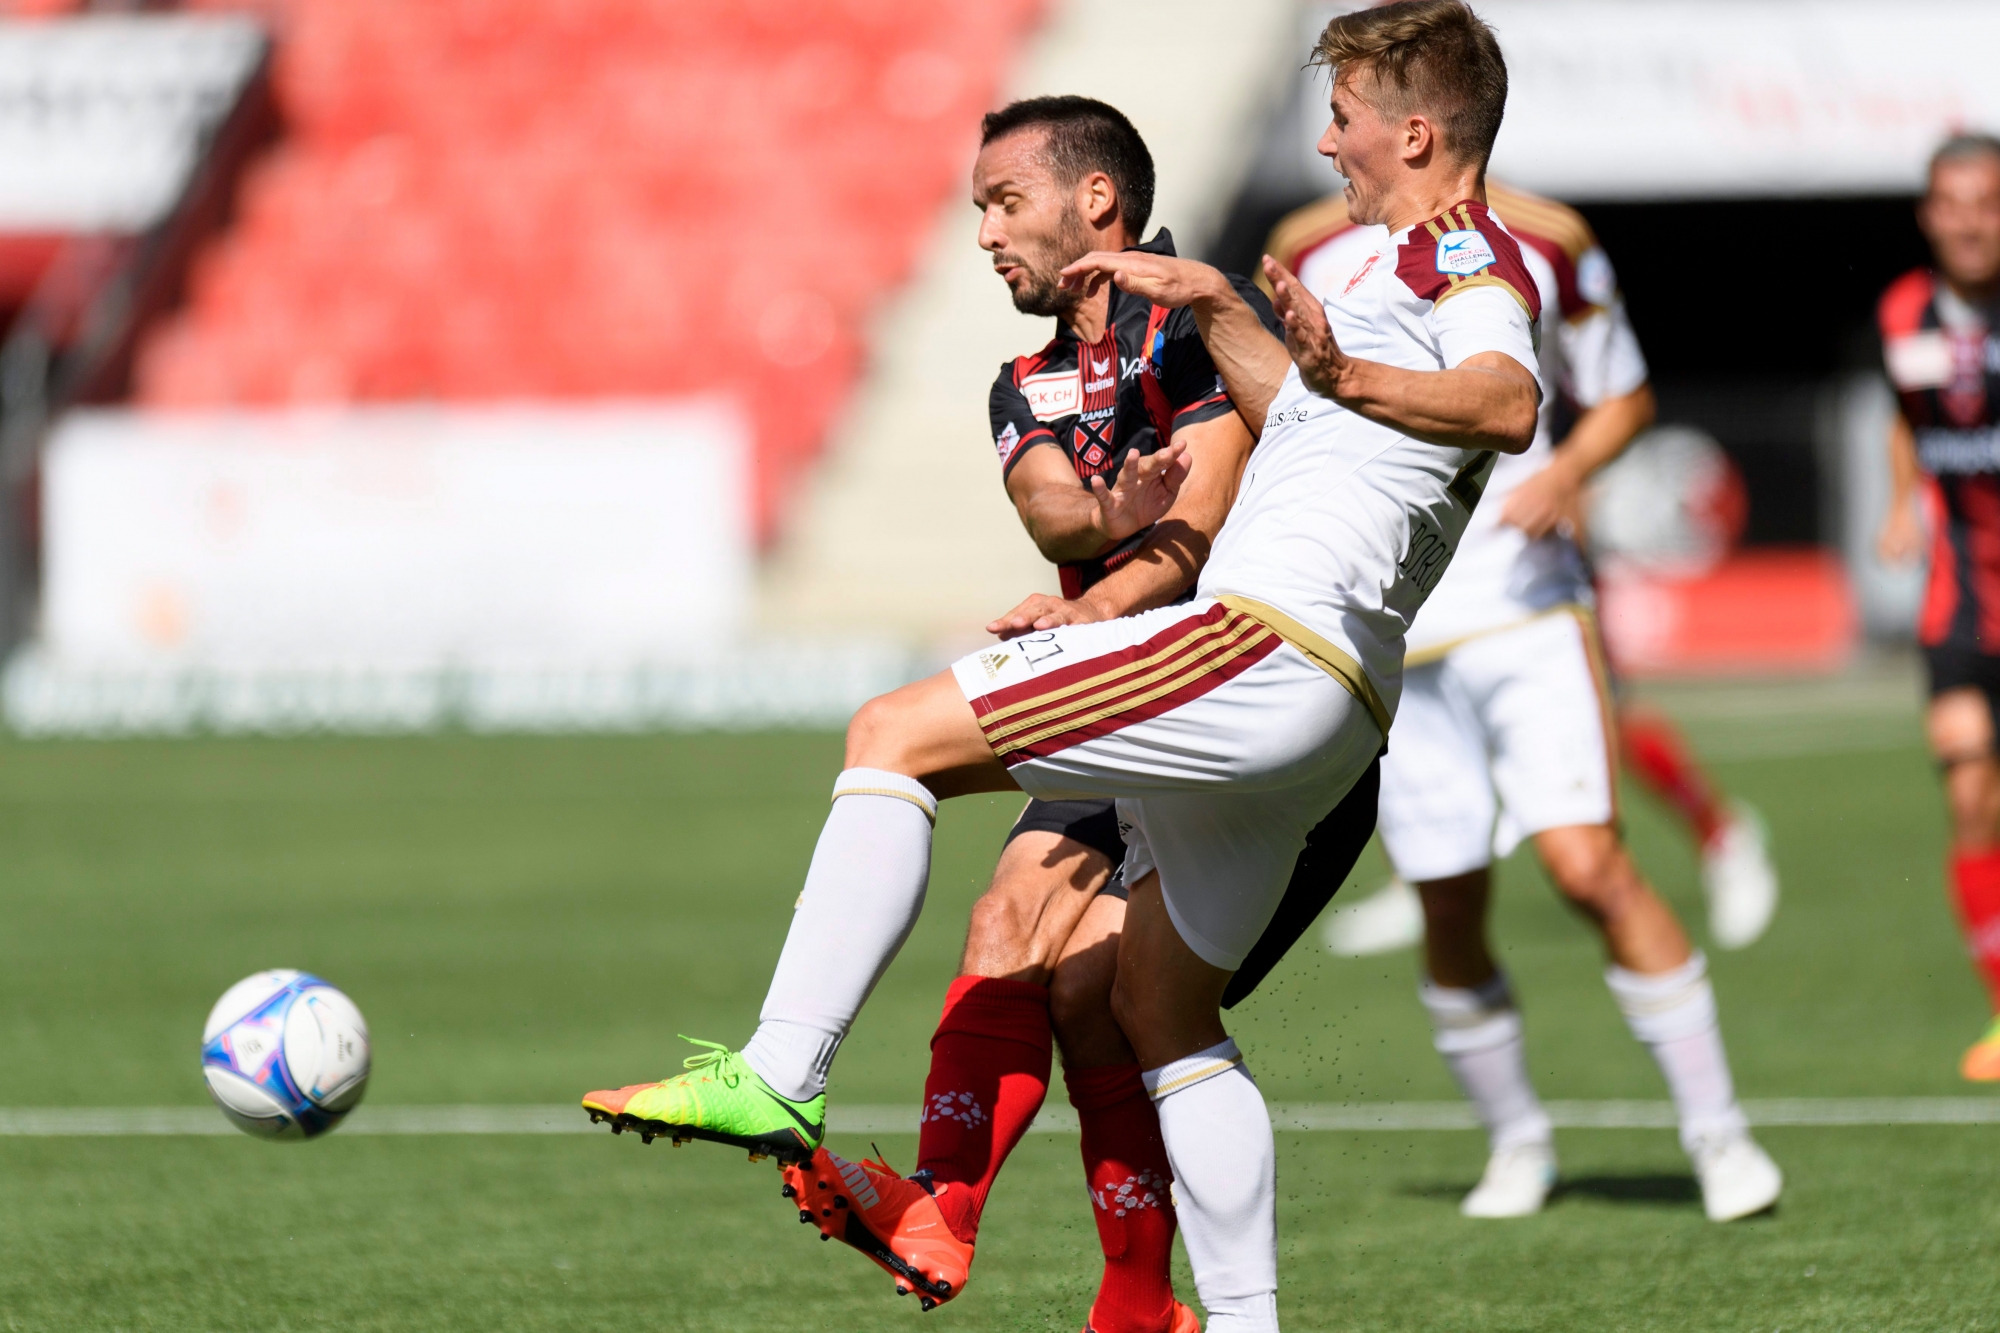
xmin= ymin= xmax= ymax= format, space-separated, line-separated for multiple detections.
xmin=1199 ymin=200 xmax=1545 ymax=721
xmin=1281 ymin=185 xmax=1648 ymax=657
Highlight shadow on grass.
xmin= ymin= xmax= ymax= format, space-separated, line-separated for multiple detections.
xmin=1553 ymin=1174 xmax=1700 ymax=1208
xmin=1400 ymin=1173 xmax=1702 ymax=1210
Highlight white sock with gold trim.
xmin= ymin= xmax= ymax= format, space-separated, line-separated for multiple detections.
xmin=741 ymin=769 xmax=936 ymax=1102
xmin=1144 ymin=1039 xmax=1280 ymax=1332
xmin=1420 ymin=973 xmax=1552 ymax=1153
xmin=1605 ymin=950 xmax=1748 ymax=1153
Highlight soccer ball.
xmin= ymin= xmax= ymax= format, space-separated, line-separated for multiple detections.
xmin=200 ymin=970 xmax=370 ymax=1139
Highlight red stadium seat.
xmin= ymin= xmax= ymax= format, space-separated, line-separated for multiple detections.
xmin=141 ymin=0 xmax=1045 ymax=537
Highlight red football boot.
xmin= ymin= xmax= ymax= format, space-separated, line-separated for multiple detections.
xmin=780 ymin=1147 xmax=972 ymax=1310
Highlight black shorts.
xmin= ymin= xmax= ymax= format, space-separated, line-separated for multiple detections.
xmin=1924 ymin=641 xmax=2000 ymax=711
xmin=996 ymin=754 xmax=1384 ymax=998
xmin=1004 ymin=798 xmax=1129 ymax=898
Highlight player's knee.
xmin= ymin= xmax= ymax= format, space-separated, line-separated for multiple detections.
xmin=1051 ymin=939 xmax=1117 ymax=1031
xmin=1538 ymin=828 xmax=1629 ymax=908
xmin=965 ymin=887 xmax=1038 ymax=960
xmin=1108 ymin=968 xmax=1148 ymax=1043
xmin=843 ymin=692 xmax=911 ymax=772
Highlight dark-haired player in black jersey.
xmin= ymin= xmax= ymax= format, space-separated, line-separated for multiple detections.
xmin=780 ymin=97 xmax=1376 ymax=1331
xmin=1878 ymin=132 xmax=2000 ymax=1081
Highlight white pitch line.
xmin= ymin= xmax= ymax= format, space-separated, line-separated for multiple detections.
xmin=0 ymin=1099 xmax=1994 ymax=1138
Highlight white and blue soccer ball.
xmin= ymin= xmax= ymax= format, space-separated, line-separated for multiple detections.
xmin=201 ymin=970 xmax=370 ymax=1139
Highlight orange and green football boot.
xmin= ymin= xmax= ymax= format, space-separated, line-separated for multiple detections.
xmin=1961 ymin=1015 xmax=2000 ymax=1082
xmin=582 ymin=1037 xmax=824 ymax=1163
xmin=781 ymin=1147 xmax=972 ymax=1310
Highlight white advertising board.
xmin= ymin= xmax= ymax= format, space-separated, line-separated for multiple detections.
xmin=41 ymin=403 xmax=750 ymax=670
xmin=1285 ymin=1 xmax=2000 ymax=200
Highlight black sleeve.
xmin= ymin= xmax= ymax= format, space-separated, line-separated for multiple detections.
xmin=1156 ymin=272 xmax=1281 ymax=432
xmin=989 ymin=365 xmax=1061 ymax=484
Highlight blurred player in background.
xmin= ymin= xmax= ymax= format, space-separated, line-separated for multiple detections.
xmin=1268 ymin=189 xmax=1781 ymax=958
xmin=1261 ymin=183 xmax=1781 ymax=1220
xmin=1876 ymin=132 xmax=2000 ymax=1081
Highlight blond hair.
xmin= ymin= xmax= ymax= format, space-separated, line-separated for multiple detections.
xmin=1312 ymin=0 xmax=1508 ymax=170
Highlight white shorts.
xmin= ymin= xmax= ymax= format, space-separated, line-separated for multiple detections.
xmin=952 ymin=598 xmax=1382 ymax=969
xmin=1376 ymin=609 xmax=1615 ymax=883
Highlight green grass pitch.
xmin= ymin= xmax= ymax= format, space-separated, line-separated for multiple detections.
xmin=0 ymin=716 xmax=1996 ymax=1330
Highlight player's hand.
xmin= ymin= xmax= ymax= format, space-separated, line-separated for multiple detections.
xmin=1499 ymin=461 xmax=1582 ymax=539
xmin=1091 ymin=438 xmax=1189 ymax=543
xmin=1263 ymin=255 xmax=1349 ymax=400
xmin=1877 ymin=500 xmax=1924 ymax=565
xmin=1058 ymin=251 xmax=1226 ymax=309
xmin=987 ymin=593 xmax=1105 ymax=639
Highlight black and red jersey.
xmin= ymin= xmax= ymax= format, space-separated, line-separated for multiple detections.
xmin=1880 ymin=269 xmax=2000 ymax=648
xmin=988 ymin=230 xmax=1279 ymax=597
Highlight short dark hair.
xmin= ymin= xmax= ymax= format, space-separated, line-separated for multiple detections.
xmin=1312 ymin=0 xmax=1508 ymax=171
xmin=1931 ymin=132 xmax=2000 ymax=177
xmin=980 ymin=96 xmax=1156 ymax=238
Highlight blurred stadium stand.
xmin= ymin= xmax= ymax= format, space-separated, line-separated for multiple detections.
xmin=757 ymin=0 xmax=1299 ymax=648
xmin=142 ymin=0 xmax=1045 ymax=545
xmin=4 ymin=0 xmax=1998 ymax=728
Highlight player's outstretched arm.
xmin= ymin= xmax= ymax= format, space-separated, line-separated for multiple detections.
xmin=987 ymin=410 xmax=1255 ymax=638
xmin=1005 ymin=438 xmax=1189 ymax=564
xmin=1265 ymin=255 xmax=1539 ymax=455
xmin=1501 ymin=383 xmax=1655 ymax=539
xmin=1058 ymin=251 xmax=1291 ymax=434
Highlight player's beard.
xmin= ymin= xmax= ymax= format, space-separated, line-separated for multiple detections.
xmin=1002 ymin=208 xmax=1093 ymax=317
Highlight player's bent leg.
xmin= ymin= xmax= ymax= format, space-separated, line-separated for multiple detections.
xmin=1413 ymin=869 xmax=1556 ymax=1218
xmin=1625 ymin=701 xmax=1782 ymax=950
xmin=1928 ymin=688 xmax=2000 ymax=1078
xmin=1534 ymin=824 xmax=1693 ymax=975
xmin=901 ymin=820 xmax=1118 ymax=1281
xmin=1055 ymin=892 xmax=1188 ymax=1333
xmin=845 ymin=670 xmax=1021 ymax=797
xmin=1112 ymin=873 xmax=1279 ymax=1333
xmin=583 ymin=670 xmax=1016 ymax=1157
xmin=1052 ymin=890 xmax=1137 ymax=1068
xmin=963 ymin=823 xmax=1116 ymax=985
xmin=1534 ymin=825 xmax=1780 ymax=1219
xmin=1415 ymin=869 xmax=1499 ymax=990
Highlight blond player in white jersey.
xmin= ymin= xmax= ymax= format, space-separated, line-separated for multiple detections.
xmin=1267 ymin=185 xmax=1783 ymax=1222
xmin=582 ymin=6 xmax=1542 ymax=1327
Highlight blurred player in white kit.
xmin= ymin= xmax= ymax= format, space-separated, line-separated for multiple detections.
xmin=1264 ymin=183 xmax=1784 ymax=1221
xmin=1273 ymin=195 xmax=1781 ymax=964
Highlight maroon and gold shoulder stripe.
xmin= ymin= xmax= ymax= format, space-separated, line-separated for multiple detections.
xmin=1393 ymin=200 xmax=1542 ymax=323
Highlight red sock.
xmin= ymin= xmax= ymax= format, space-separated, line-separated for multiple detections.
xmin=1620 ymin=708 xmax=1728 ymax=846
xmin=1066 ymin=1063 xmax=1178 ymax=1333
xmin=914 ymin=976 xmax=1052 ymax=1246
xmin=1950 ymin=850 xmax=2000 ymax=1011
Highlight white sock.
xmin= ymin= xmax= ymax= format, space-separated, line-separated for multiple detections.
xmin=1604 ymin=950 xmax=1748 ymax=1152
xmin=1144 ymin=1039 xmax=1280 ymax=1333
xmin=739 ymin=769 xmax=936 ymax=1102
xmin=1420 ymin=972 xmax=1552 ymax=1152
